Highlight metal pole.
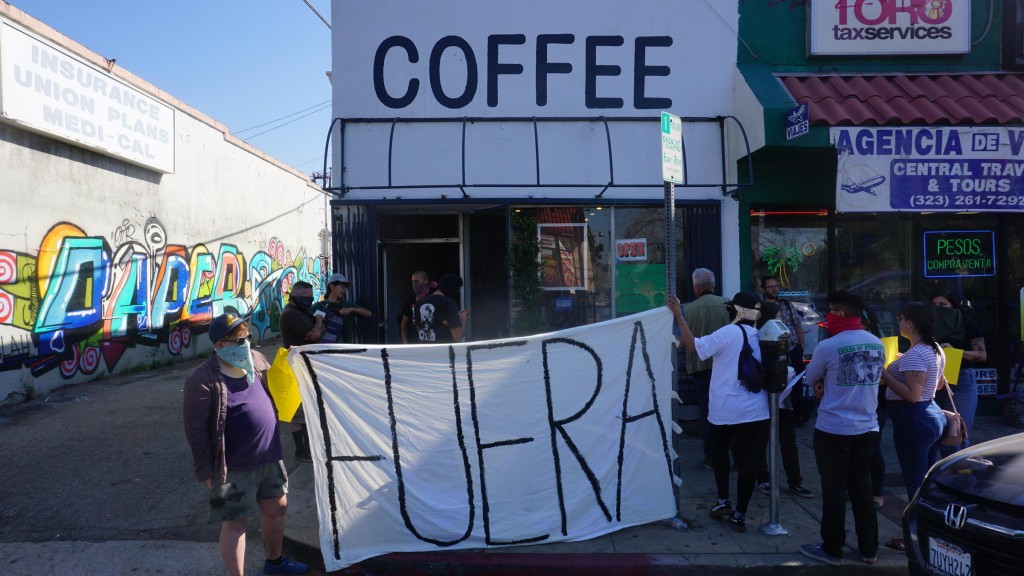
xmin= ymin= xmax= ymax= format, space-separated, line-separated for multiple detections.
xmin=664 ymin=180 xmax=688 ymax=530
xmin=665 ymin=181 xmax=676 ymax=298
xmin=760 ymin=392 xmax=789 ymax=536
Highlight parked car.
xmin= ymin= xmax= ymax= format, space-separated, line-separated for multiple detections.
xmin=902 ymin=431 xmax=1024 ymax=576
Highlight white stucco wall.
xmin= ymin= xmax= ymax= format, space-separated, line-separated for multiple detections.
xmin=331 ymin=0 xmax=744 ymax=203
xmin=0 ymin=8 xmax=329 ymax=403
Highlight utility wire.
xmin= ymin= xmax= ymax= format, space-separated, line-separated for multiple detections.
xmin=240 ymin=103 xmax=331 ymax=140
xmin=233 ymin=100 xmax=331 ymax=134
xmin=301 ymin=0 xmax=331 ymax=30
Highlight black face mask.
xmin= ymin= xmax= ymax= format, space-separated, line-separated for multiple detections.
xmin=292 ymin=295 xmax=314 ymax=310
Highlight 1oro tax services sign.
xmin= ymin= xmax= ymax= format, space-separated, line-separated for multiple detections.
xmin=332 ymin=0 xmax=738 ymax=201
xmin=832 ymin=127 xmax=1024 ymax=213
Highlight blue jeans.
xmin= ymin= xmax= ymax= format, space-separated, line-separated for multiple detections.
xmin=936 ymin=369 xmax=978 ymax=456
xmin=813 ymin=429 xmax=879 ymax=559
xmin=888 ymin=400 xmax=945 ymax=500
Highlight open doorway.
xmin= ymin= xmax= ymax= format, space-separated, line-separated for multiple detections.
xmin=381 ymin=242 xmax=461 ymax=344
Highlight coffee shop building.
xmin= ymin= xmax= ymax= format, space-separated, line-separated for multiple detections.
xmin=323 ymin=0 xmax=754 ymax=343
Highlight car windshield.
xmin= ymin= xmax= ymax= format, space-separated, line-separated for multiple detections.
xmin=931 ymin=440 xmax=1024 ymax=506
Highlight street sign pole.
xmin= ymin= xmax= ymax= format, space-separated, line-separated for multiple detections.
xmin=661 ymin=111 xmax=685 ymax=529
xmin=660 ymin=111 xmax=683 ymax=299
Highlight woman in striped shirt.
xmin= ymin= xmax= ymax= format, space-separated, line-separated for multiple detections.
xmin=880 ymin=302 xmax=947 ymax=500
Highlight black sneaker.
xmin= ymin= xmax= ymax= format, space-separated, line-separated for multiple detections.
xmin=800 ymin=543 xmax=843 ymax=566
xmin=710 ymin=501 xmax=733 ymax=517
xmin=788 ymin=483 xmax=814 ymax=498
xmin=757 ymin=481 xmax=771 ymax=495
xmin=264 ymin=555 xmax=309 ymax=574
xmin=728 ymin=513 xmax=746 ymax=532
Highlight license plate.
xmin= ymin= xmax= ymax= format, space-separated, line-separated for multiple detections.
xmin=928 ymin=537 xmax=972 ymax=576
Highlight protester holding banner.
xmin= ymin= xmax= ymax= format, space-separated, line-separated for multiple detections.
xmin=880 ymin=302 xmax=946 ymax=500
xmin=799 ymin=291 xmax=883 ymax=567
xmin=931 ymin=290 xmax=986 ymax=455
xmin=182 ymin=313 xmax=309 ymax=576
xmin=669 ymin=291 xmax=769 ymax=533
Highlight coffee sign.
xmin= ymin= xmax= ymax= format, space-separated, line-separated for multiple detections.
xmin=923 ymin=230 xmax=996 ymax=278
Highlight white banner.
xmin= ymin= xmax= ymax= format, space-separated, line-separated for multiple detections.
xmin=289 ymin=308 xmax=678 ymax=570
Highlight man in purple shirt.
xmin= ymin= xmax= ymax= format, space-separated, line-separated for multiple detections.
xmin=183 ymin=313 xmax=308 ymax=575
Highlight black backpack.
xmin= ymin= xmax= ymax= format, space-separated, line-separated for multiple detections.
xmin=736 ymin=325 xmax=766 ymax=394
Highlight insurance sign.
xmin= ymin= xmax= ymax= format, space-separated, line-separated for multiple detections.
xmin=831 ymin=127 xmax=1024 ymax=213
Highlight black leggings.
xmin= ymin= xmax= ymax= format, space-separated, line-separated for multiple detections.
xmin=710 ymin=419 xmax=769 ymax=515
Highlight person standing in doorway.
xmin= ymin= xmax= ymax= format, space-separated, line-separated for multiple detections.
xmin=279 ymin=281 xmax=324 ymax=463
xmin=681 ymin=268 xmax=730 ymax=470
xmin=183 ymin=313 xmax=309 ymax=576
xmin=400 ymin=271 xmax=432 ymax=344
xmin=412 ymin=273 xmax=466 ymax=343
xmin=799 ymin=291 xmax=883 ymax=566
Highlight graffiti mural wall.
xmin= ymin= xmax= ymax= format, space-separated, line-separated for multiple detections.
xmin=0 ymin=10 xmax=330 ymax=404
xmin=0 ymin=218 xmax=323 ymax=393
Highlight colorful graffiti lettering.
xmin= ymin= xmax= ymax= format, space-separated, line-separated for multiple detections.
xmin=0 ymin=219 xmax=323 ymax=380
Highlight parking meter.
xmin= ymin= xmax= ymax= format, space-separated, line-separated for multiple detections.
xmin=758 ymin=317 xmax=791 ymax=536
xmin=758 ymin=319 xmax=790 ymax=395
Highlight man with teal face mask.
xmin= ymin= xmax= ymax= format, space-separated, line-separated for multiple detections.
xmin=183 ymin=313 xmax=308 ymax=575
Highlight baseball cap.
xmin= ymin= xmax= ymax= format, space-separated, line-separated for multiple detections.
xmin=727 ymin=291 xmax=761 ymax=310
xmin=208 ymin=312 xmax=248 ymax=343
xmin=327 ymin=273 xmax=350 ymax=285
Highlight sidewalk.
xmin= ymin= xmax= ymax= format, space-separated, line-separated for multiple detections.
xmin=0 ymin=339 xmax=1017 ymax=576
xmin=284 ymin=403 xmax=1017 ymax=575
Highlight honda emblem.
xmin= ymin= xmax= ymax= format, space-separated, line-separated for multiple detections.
xmin=944 ymin=503 xmax=968 ymax=530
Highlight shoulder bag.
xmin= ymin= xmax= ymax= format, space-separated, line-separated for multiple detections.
xmin=939 ymin=384 xmax=968 ymax=448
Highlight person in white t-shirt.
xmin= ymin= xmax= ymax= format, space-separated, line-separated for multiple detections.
xmin=799 ymin=291 xmax=883 ymax=567
xmin=669 ymin=291 xmax=768 ymax=533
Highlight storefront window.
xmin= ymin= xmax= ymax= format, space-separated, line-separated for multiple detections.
xmin=516 ymin=207 xmax=611 ymax=330
xmin=1008 ymin=219 xmax=1024 ymax=393
xmin=751 ymin=211 xmax=828 ymax=299
xmin=614 ymin=207 xmax=671 ymax=317
xmin=833 ymin=214 xmax=913 ymax=338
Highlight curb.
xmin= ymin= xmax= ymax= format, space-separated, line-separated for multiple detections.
xmin=284 ymin=535 xmax=911 ymax=576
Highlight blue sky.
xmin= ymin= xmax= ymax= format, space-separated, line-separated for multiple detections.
xmin=11 ymin=0 xmax=332 ymax=175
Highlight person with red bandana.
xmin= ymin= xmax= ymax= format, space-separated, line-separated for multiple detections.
xmin=799 ymin=291 xmax=884 ymax=566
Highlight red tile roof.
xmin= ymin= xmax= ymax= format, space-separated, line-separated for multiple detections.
xmin=779 ymin=74 xmax=1024 ymax=126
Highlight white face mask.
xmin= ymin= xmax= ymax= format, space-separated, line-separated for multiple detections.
xmin=731 ymin=306 xmax=761 ymax=324
xmin=215 ymin=340 xmax=254 ymax=383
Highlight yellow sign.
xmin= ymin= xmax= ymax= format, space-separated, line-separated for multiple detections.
xmin=267 ymin=347 xmax=302 ymax=422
